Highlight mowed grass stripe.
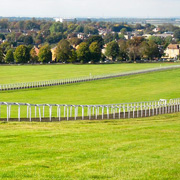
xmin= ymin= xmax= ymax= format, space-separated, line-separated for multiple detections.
xmin=1 ymin=68 xmax=180 ymax=105
xmin=0 ymin=63 xmax=178 ymax=84
xmin=0 ymin=113 xmax=179 ymax=179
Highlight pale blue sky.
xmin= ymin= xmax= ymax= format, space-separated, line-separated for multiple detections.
xmin=1 ymin=0 xmax=180 ymax=18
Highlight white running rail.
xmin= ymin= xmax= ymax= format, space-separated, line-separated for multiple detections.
xmin=1 ymin=65 xmax=180 ymax=91
xmin=0 ymin=98 xmax=179 ymax=121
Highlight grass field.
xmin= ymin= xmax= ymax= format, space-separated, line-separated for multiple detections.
xmin=1 ymin=68 xmax=180 ymax=105
xmin=0 ymin=64 xmax=180 ymax=179
xmin=0 ymin=63 xmax=178 ymax=84
xmin=0 ymin=113 xmax=179 ymax=180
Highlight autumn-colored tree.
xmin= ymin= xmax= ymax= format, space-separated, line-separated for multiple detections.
xmin=69 ymin=37 xmax=82 ymax=47
xmin=30 ymin=48 xmax=38 ymax=63
xmin=127 ymin=37 xmax=144 ymax=61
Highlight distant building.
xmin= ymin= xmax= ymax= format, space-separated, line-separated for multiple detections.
xmin=34 ymin=46 xmax=39 ymax=56
xmin=77 ymin=33 xmax=88 ymax=40
xmin=164 ymin=44 xmax=180 ymax=59
xmin=143 ymin=34 xmax=152 ymax=39
xmin=51 ymin=46 xmax=57 ymax=61
xmin=54 ymin=18 xmax=75 ymax=23
xmin=98 ymin=28 xmax=112 ymax=36
xmin=152 ymin=28 xmax=160 ymax=33
xmin=153 ymin=33 xmax=173 ymax=38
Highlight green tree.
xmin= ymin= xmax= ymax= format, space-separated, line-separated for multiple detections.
xmin=104 ymin=34 xmax=114 ymax=44
xmin=14 ymin=45 xmax=30 ymax=63
xmin=127 ymin=37 xmax=144 ymax=61
xmin=24 ymin=35 xmax=33 ymax=45
xmin=35 ymin=33 xmax=44 ymax=44
xmin=86 ymin=35 xmax=104 ymax=48
xmin=120 ymin=28 xmax=127 ymax=35
xmin=46 ymin=32 xmax=63 ymax=44
xmin=140 ymin=40 xmax=161 ymax=60
xmin=139 ymin=41 xmax=149 ymax=59
xmin=118 ymin=40 xmax=128 ymax=61
xmin=69 ymin=37 xmax=82 ymax=47
xmin=147 ymin=40 xmax=161 ymax=60
xmin=0 ymin=48 xmax=4 ymax=63
xmin=74 ymin=25 xmax=84 ymax=33
xmin=149 ymin=36 xmax=163 ymax=45
xmin=105 ymin=41 xmax=120 ymax=61
xmin=5 ymin=49 xmax=14 ymax=63
xmin=38 ymin=44 xmax=52 ymax=63
xmin=77 ymin=42 xmax=90 ymax=63
xmin=89 ymin=42 xmax=101 ymax=63
xmin=0 ymin=42 xmax=11 ymax=53
xmin=55 ymin=39 xmax=72 ymax=62
xmin=50 ymin=22 xmax=63 ymax=33
xmin=174 ymin=29 xmax=180 ymax=40
xmin=0 ymin=34 xmax=5 ymax=40
xmin=68 ymin=49 xmax=77 ymax=63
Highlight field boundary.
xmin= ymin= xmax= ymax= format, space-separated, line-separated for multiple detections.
xmin=1 ymin=65 xmax=180 ymax=91
xmin=0 ymin=98 xmax=179 ymax=121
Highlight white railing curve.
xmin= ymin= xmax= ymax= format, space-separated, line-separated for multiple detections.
xmin=0 ymin=98 xmax=179 ymax=122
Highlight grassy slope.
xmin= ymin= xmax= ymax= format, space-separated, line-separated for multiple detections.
xmin=0 ymin=113 xmax=179 ymax=180
xmin=0 ymin=63 xmax=177 ymax=84
xmin=1 ymin=69 xmax=180 ymax=105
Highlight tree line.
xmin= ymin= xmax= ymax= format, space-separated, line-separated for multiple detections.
xmin=0 ymin=35 xmax=164 ymax=64
xmin=1 ymin=18 xmax=180 ymax=63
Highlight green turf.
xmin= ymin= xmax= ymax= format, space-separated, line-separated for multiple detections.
xmin=1 ymin=68 xmax=180 ymax=105
xmin=0 ymin=63 xmax=178 ymax=84
xmin=0 ymin=113 xmax=179 ymax=180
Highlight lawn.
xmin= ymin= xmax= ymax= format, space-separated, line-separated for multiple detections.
xmin=1 ymin=68 xmax=180 ymax=105
xmin=0 ymin=68 xmax=180 ymax=118
xmin=0 ymin=113 xmax=179 ymax=180
xmin=0 ymin=63 xmax=178 ymax=84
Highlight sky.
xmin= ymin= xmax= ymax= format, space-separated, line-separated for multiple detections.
xmin=1 ymin=0 xmax=180 ymax=18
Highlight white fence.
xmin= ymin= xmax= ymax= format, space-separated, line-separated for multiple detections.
xmin=1 ymin=65 xmax=180 ymax=91
xmin=0 ymin=98 xmax=179 ymax=122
